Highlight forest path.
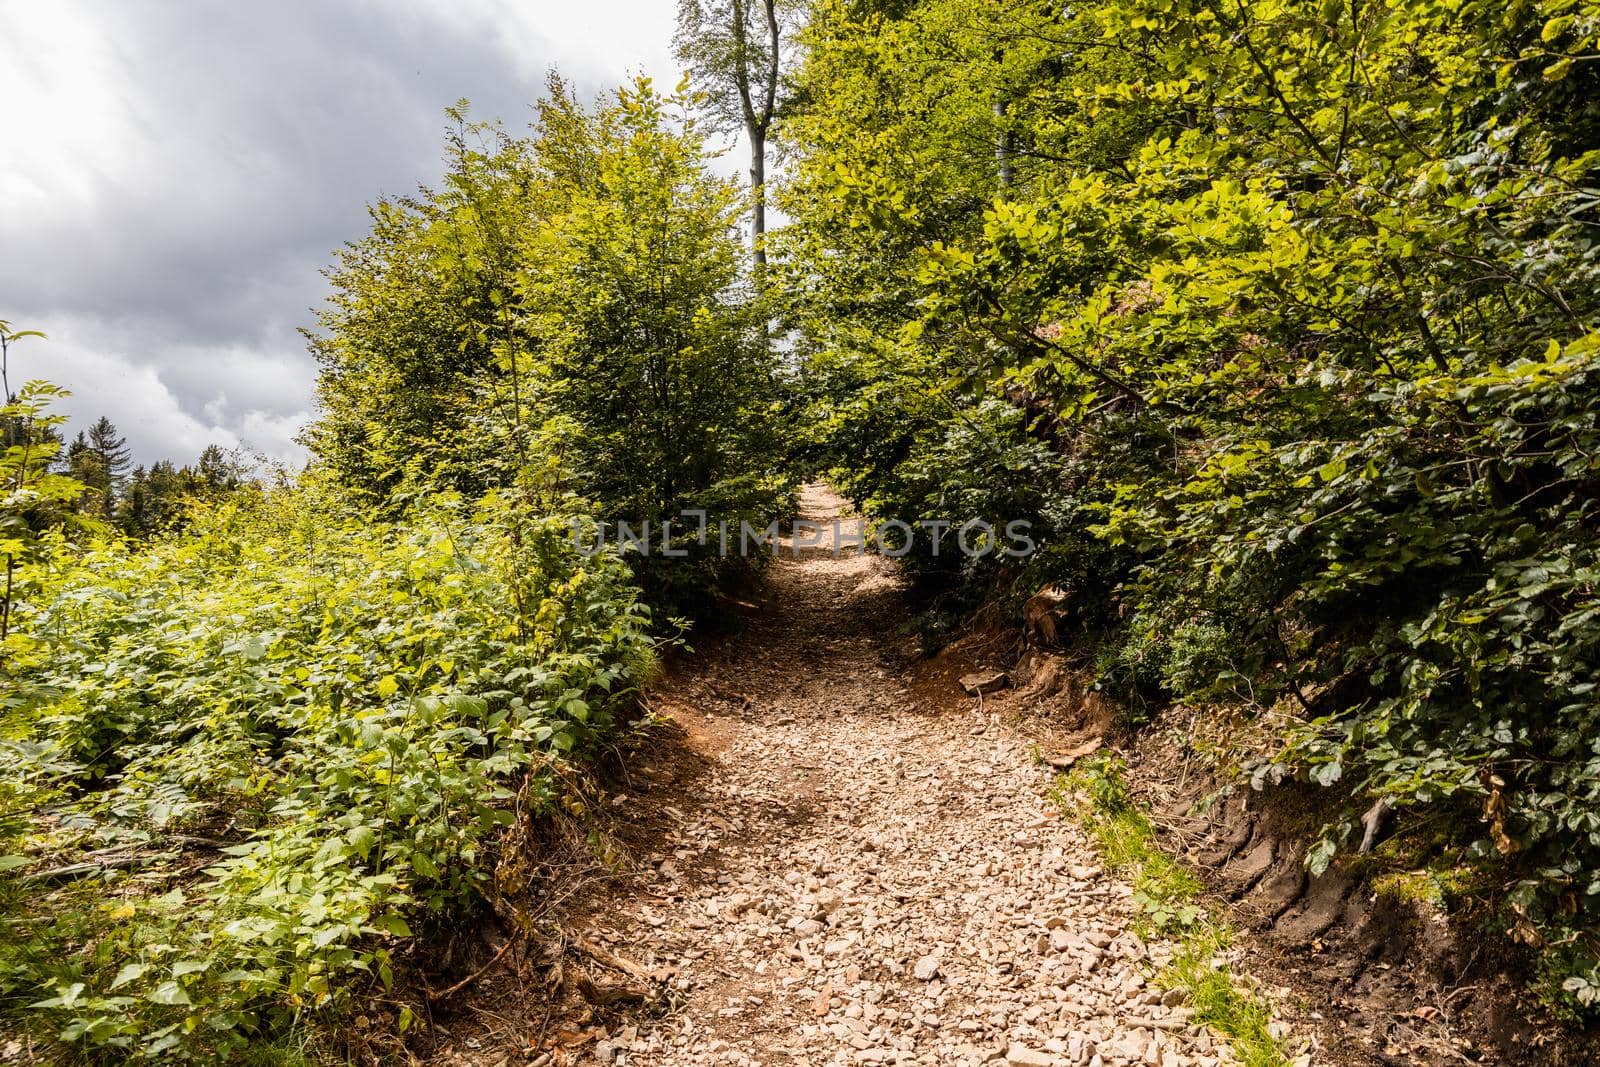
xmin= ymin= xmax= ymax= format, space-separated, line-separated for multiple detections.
xmin=518 ymin=485 xmax=1247 ymax=1067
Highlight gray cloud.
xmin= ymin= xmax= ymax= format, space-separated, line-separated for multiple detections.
xmin=0 ymin=0 xmax=677 ymax=465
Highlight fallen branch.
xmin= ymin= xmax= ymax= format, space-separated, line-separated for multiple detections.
xmin=569 ymin=934 xmax=657 ymax=984
xmin=171 ymin=834 xmax=233 ymax=850
xmin=23 ymin=855 xmax=153 ymax=884
xmin=24 ymin=834 xmax=240 ymax=885
xmin=572 ymin=971 xmax=651 ymax=1006
xmin=565 ymin=935 xmax=662 ymax=1006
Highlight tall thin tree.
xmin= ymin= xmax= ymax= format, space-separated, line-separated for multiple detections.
xmin=674 ymin=0 xmax=791 ymax=286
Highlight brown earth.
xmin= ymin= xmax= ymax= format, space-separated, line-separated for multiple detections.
xmin=415 ymin=485 xmax=1328 ymax=1067
xmin=1114 ymin=718 xmax=1595 ymax=1067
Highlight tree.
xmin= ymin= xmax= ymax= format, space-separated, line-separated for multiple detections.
xmin=195 ymin=445 xmax=240 ymax=493
xmin=674 ymin=0 xmax=794 ymax=283
xmin=519 ymin=79 xmax=780 ymax=525
xmin=304 ymin=103 xmax=540 ymax=506
xmin=0 ymin=321 xmax=56 ymax=454
xmin=86 ymin=415 xmax=131 ymax=520
xmin=783 ymin=0 xmax=1600 ymax=1010
xmin=118 ymin=464 xmax=151 ymax=535
xmin=1 ymin=406 xmax=59 ymax=457
xmin=64 ymin=431 xmax=106 ymax=516
xmin=116 ymin=448 xmax=243 ymax=538
xmin=308 ymin=79 xmax=788 ymax=589
xmin=0 ymin=323 xmax=91 ymax=656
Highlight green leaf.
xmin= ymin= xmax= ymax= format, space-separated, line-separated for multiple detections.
xmin=148 ymin=981 xmax=192 ymax=1006
xmin=346 ymin=825 xmax=377 ymax=858
xmin=110 ymin=964 xmax=150 ymax=990
xmin=373 ymin=913 xmax=413 ymax=938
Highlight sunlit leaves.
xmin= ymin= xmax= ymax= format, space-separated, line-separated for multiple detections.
xmin=783 ymin=0 xmax=1600 ymax=1013
xmin=0 ymin=487 xmax=653 ymax=1057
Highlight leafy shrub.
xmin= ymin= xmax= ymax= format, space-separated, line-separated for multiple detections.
xmin=784 ymin=0 xmax=1600 ymax=1013
xmin=807 ymin=388 xmax=1068 ymax=591
xmin=0 ymin=484 xmax=653 ymax=1059
xmin=1095 ymin=615 xmax=1248 ymax=723
xmin=307 ymin=79 xmax=790 ymax=616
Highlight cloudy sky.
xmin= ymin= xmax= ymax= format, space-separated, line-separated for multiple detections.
xmin=0 ymin=1 xmax=684 ymax=467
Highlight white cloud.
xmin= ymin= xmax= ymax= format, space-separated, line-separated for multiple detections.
xmin=9 ymin=314 xmax=311 ymax=465
xmin=400 ymin=0 xmax=679 ymax=87
xmin=0 ymin=0 xmax=682 ymax=468
xmin=32 ymin=339 xmax=243 ymax=462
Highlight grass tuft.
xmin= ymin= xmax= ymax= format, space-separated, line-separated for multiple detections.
xmin=1052 ymin=754 xmax=1295 ymax=1067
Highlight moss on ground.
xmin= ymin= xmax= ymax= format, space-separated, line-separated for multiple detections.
xmin=1050 ymin=754 xmax=1296 ymax=1067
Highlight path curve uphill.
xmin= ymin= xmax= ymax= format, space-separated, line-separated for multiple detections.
xmin=540 ymin=485 xmax=1265 ymax=1067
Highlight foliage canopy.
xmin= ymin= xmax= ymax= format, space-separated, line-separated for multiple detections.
xmin=781 ymin=0 xmax=1600 ymax=1008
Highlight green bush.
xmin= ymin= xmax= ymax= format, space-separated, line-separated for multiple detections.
xmin=783 ymin=0 xmax=1600 ymax=1012
xmin=307 ymin=79 xmax=790 ymax=616
xmin=0 ymin=484 xmax=654 ymax=1059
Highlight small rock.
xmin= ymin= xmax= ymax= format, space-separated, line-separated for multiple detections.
xmin=1005 ymin=1043 xmax=1055 ymax=1067
xmin=913 ymin=955 xmax=941 ymax=981
xmin=960 ymin=671 xmax=1011 ymax=697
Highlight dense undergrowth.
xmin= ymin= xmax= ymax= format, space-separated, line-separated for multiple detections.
xmin=7 ymin=0 xmax=1600 ymax=1055
xmin=0 ymin=76 xmax=785 ymax=1060
xmin=783 ymin=0 xmax=1600 ymax=1011
xmin=0 ymin=484 xmax=654 ymax=1059
xmin=306 ymin=78 xmax=792 ymax=618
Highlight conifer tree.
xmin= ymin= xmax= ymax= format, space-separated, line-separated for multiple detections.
xmin=86 ymin=416 xmax=131 ymax=519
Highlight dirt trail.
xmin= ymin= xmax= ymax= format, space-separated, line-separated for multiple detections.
xmin=522 ymin=486 xmax=1276 ymax=1066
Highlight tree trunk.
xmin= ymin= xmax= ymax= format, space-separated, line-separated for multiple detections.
xmin=749 ymin=126 xmax=770 ymax=348
xmin=995 ymin=98 xmax=1013 ymax=190
xmin=749 ymin=127 xmax=767 ymax=283
xmin=2 ymin=553 xmax=13 ymax=646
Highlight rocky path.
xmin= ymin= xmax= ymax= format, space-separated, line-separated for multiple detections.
xmin=538 ymin=486 xmax=1270 ymax=1067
